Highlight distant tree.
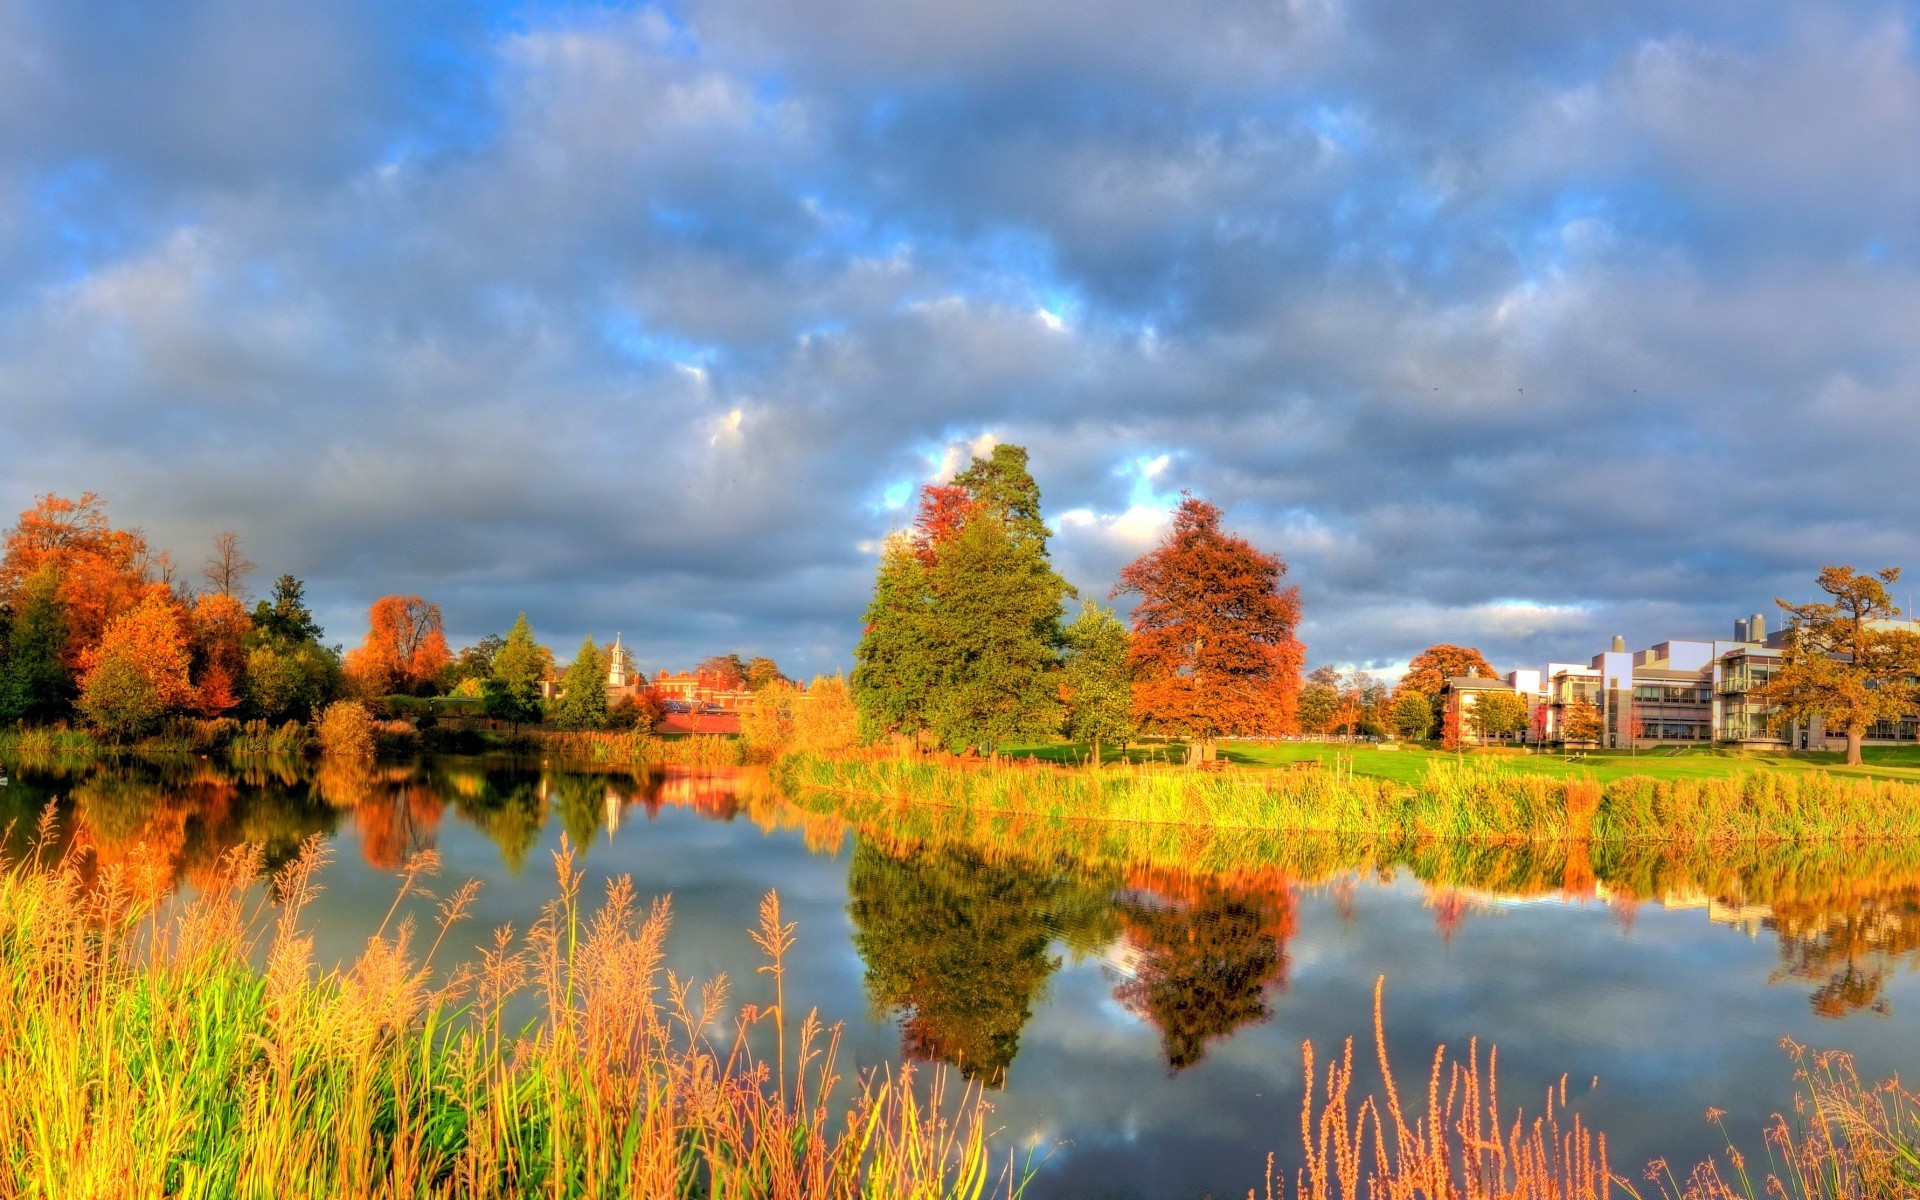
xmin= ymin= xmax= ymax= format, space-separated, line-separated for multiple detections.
xmin=480 ymin=613 xmax=548 ymax=733
xmin=1439 ymin=705 xmax=1463 ymax=751
xmin=252 ymin=574 xmax=326 ymax=645
xmin=0 ymin=568 xmax=74 ymax=722
xmin=1061 ymin=602 xmax=1134 ymax=766
xmin=952 ymin=444 xmax=1054 ymax=555
xmin=1757 ymin=565 xmax=1920 ymax=765
xmin=1560 ymin=696 xmax=1603 ymax=744
xmin=740 ymin=679 xmax=798 ymax=762
xmin=1 ymin=492 xmax=152 ymax=668
xmin=78 ymin=590 xmax=193 ymax=738
xmin=552 ymin=636 xmax=610 ymax=730
xmin=1467 ymin=690 xmax=1529 ymax=744
xmin=697 ymin=653 xmax=748 ymax=690
xmin=1297 ymin=669 xmax=1341 ymax=735
xmin=1390 ymin=690 xmax=1433 ymax=741
xmin=201 ymin=531 xmax=257 ymax=599
xmin=345 ymin=595 xmax=452 ymax=697
xmin=1397 ymin=644 xmax=1497 ymax=697
xmin=1115 ymin=495 xmax=1304 ymax=765
xmin=744 ymin=655 xmax=788 ymax=691
xmin=450 ymin=633 xmax=508 ymax=687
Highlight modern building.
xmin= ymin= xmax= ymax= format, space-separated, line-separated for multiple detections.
xmin=1441 ymin=611 xmax=1920 ymax=749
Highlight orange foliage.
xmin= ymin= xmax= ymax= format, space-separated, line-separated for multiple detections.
xmin=1115 ymin=495 xmax=1304 ymax=741
xmin=344 ymin=594 xmax=451 ymax=696
xmin=79 ymin=587 xmax=194 ymax=710
xmin=1396 ymin=643 xmax=1495 ymax=699
xmin=188 ymin=591 xmax=252 ymax=717
xmin=1 ymin=492 xmax=152 ymax=666
xmin=910 ymin=484 xmax=974 ymax=565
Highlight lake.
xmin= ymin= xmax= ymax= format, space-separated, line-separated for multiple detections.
xmin=4 ymin=753 xmax=1918 ymax=1199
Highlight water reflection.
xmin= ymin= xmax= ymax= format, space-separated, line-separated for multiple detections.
xmin=11 ymin=756 xmax=1920 ymax=1098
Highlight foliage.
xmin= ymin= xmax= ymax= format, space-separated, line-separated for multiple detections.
xmin=0 ymin=567 xmax=73 ymax=722
xmin=344 ymin=594 xmax=452 ymax=697
xmin=1757 ymin=565 xmax=1920 ymax=766
xmin=745 ymin=655 xmax=788 ymax=690
xmin=0 ymin=842 xmax=1032 ymax=1200
xmin=315 ymin=699 xmax=376 ymax=758
xmin=794 ymin=674 xmax=860 ymax=755
xmin=448 ymin=632 xmax=507 ymax=687
xmin=1561 ymin=696 xmax=1603 ymax=744
xmin=854 ymin=445 xmax=1071 ymax=752
xmin=243 ymin=641 xmax=340 ymax=724
xmin=491 ymin=612 xmax=552 ymax=690
xmin=740 ymin=679 xmax=800 ymax=762
xmin=187 ymin=591 xmax=252 ymax=718
xmin=697 ymin=653 xmax=748 ymax=689
xmin=1115 ymin=495 xmax=1303 ymax=760
xmin=1060 ymin=602 xmax=1133 ymax=763
xmin=552 ymin=636 xmax=610 ymax=730
xmin=1389 ymin=690 xmax=1433 ymax=741
xmin=610 ymin=685 xmax=667 ymax=733
xmin=1466 ymin=689 xmax=1529 ymax=743
xmin=78 ymin=590 xmax=194 ymax=739
xmin=0 ymin=492 xmax=152 ymax=669
xmin=250 ymin=574 xmax=326 ymax=645
xmin=1297 ymin=674 xmax=1342 ymax=736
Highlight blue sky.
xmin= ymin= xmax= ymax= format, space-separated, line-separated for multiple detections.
xmin=4 ymin=0 xmax=1919 ymax=678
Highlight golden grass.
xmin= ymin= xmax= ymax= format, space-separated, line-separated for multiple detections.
xmin=0 ymin=815 xmax=1030 ymax=1200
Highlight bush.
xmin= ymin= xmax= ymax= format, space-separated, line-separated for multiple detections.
xmin=315 ymin=700 xmax=375 ymax=758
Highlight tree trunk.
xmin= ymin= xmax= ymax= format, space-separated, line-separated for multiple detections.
xmin=1846 ymin=724 xmax=1864 ymax=766
xmin=1089 ymin=736 xmax=1101 ymax=769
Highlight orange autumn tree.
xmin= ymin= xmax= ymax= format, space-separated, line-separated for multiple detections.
xmin=345 ymin=595 xmax=452 ymax=696
xmin=1 ymin=492 xmax=152 ymax=668
xmin=1114 ymin=495 xmax=1304 ymax=765
xmin=77 ymin=587 xmax=193 ymax=737
xmin=187 ymin=591 xmax=253 ymax=717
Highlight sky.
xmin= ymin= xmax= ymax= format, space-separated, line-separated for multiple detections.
xmin=3 ymin=0 xmax=1919 ymax=679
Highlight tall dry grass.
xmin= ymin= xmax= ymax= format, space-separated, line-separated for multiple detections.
xmin=0 ymin=817 xmax=1031 ymax=1200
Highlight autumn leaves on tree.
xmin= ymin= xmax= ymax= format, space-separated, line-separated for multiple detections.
xmin=852 ymin=445 xmax=1306 ymax=762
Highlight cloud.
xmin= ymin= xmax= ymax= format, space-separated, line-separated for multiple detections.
xmin=1 ymin=0 xmax=1916 ymax=677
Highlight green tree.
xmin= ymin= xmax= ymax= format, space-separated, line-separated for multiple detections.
xmin=1560 ymin=696 xmax=1602 ymax=744
xmin=251 ymin=574 xmax=325 ymax=645
xmin=1758 ymin=565 xmax=1920 ymax=765
xmin=449 ymin=633 xmax=507 ymax=687
xmin=243 ymin=642 xmax=340 ymax=723
xmin=482 ymin=613 xmax=548 ymax=733
xmin=851 ymin=533 xmax=937 ymax=741
xmin=923 ymin=513 xmax=1070 ymax=752
xmin=745 ymin=655 xmax=787 ymax=691
xmin=1467 ymin=690 xmax=1529 ymax=743
xmin=552 ymin=636 xmax=610 ymax=730
xmin=1061 ymin=602 xmax=1134 ymax=765
xmin=77 ymin=654 xmax=162 ymax=739
xmin=853 ymin=444 xmax=1072 ymax=753
xmin=1297 ymin=666 xmax=1343 ymax=736
xmin=1389 ymin=689 xmax=1433 ymax=741
xmin=0 ymin=568 xmax=73 ymax=722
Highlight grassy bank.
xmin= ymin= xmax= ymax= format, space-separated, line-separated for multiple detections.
xmin=1013 ymin=739 xmax=1920 ymax=784
xmin=0 ymin=834 xmax=1028 ymax=1200
xmin=777 ymin=752 xmax=1920 ymax=846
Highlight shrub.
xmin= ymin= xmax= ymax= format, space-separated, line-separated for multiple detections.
xmin=315 ymin=700 xmax=375 ymax=758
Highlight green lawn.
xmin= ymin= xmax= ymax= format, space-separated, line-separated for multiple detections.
xmin=1006 ymin=739 xmax=1920 ymax=784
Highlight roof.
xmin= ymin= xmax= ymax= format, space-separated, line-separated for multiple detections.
xmin=1443 ymin=675 xmax=1511 ymax=690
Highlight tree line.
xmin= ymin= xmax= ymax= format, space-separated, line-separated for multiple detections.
xmin=0 ymin=492 xmax=802 ymax=742
xmin=851 ymin=444 xmax=1305 ymax=765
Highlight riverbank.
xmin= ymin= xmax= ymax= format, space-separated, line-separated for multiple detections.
xmin=775 ymin=751 xmax=1920 ymax=846
xmin=0 ymin=836 xmax=1025 ymax=1199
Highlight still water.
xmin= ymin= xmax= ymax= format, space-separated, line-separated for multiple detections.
xmin=5 ymin=754 xmax=1919 ymax=1198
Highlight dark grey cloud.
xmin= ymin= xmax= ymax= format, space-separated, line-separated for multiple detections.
xmin=2 ymin=0 xmax=1918 ymax=677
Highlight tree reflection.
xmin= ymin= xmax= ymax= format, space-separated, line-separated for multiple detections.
xmin=1111 ymin=869 xmax=1294 ymax=1071
xmin=847 ymin=839 xmax=1119 ymax=1086
xmin=1769 ymin=886 xmax=1920 ymax=1018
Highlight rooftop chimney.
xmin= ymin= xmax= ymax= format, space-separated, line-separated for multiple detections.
xmin=1610 ymin=635 xmax=1626 ymax=653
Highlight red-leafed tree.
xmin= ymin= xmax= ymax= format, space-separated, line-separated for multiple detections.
xmin=345 ymin=595 xmax=452 ymax=696
xmin=1395 ymin=644 xmax=1496 ymax=700
xmin=1114 ymin=495 xmax=1304 ymax=764
xmin=1 ymin=492 xmax=153 ymax=668
xmin=910 ymin=484 xmax=974 ymax=565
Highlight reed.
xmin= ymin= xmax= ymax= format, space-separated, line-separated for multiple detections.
xmin=0 ymin=822 xmax=1031 ymax=1200
xmin=537 ymin=729 xmax=743 ymax=768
